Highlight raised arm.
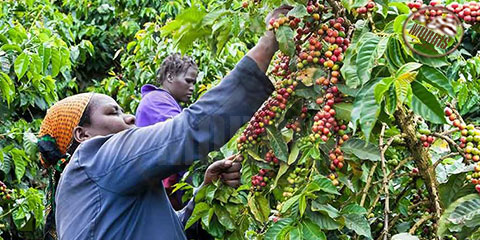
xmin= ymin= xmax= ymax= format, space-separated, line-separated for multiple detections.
xmin=79 ymin=56 xmax=273 ymax=193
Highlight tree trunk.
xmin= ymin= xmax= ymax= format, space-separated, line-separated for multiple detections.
xmin=394 ymin=106 xmax=442 ymax=236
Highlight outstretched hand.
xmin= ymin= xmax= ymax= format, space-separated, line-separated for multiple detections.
xmin=265 ymin=5 xmax=294 ymax=28
xmin=263 ymin=5 xmax=294 ymax=48
xmin=247 ymin=5 xmax=293 ymax=73
xmin=203 ymin=155 xmax=243 ymax=188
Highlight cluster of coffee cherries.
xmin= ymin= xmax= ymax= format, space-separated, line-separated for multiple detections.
xmin=296 ymin=38 xmax=324 ymax=69
xmin=316 ymin=71 xmax=341 ymax=87
xmin=297 ymin=18 xmax=349 ymax=70
xmin=463 ymin=128 xmax=480 ymax=193
xmin=407 ymin=0 xmax=480 ymax=24
xmin=355 ymin=0 xmax=376 ymax=14
xmin=251 ymin=150 xmax=280 ymax=193
xmin=466 ymin=163 xmax=480 ymax=193
xmin=271 ymin=54 xmax=292 ymax=78
xmin=442 ymin=106 xmax=480 ymax=195
xmin=328 ymin=147 xmax=346 ymax=171
xmin=418 ymin=217 xmax=437 ymax=239
xmin=407 ymin=0 xmax=427 ymax=11
xmin=265 ymin=149 xmax=280 ymax=165
xmin=410 ymin=188 xmax=425 ymax=204
xmin=251 ymin=168 xmax=275 ymax=192
xmin=444 ymin=107 xmax=480 ymax=162
xmin=268 ymin=15 xmax=302 ymax=31
xmin=285 ymin=120 xmax=302 ymax=133
xmin=315 ymin=84 xmax=341 ymax=103
xmin=309 ymin=108 xmax=347 ymax=142
xmin=446 ymin=1 xmax=480 ymax=23
xmin=0 ymin=181 xmax=12 ymax=201
xmin=458 ymin=123 xmax=480 ymax=161
xmin=418 ymin=130 xmax=436 ymax=148
xmin=444 ymin=107 xmax=461 ymax=126
xmin=309 ymin=86 xmax=347 ymax=141
xmin=282 ymin=167 xmax=308 ymax=200
xmin=405 ymin=190 xmax=437 ymax=240
xmin=293 ymin=3 xmax=327 ymax=42
xmin=237 ymin=79 xmax=298 ymax=151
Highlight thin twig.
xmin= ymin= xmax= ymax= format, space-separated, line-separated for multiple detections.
xmin=27 ymin=5 xmax=46 ymax=32
xmin=326 ymin=0 xmax=340 ymax=16
xmin=27 ymin=108 xmax=34 ymax=121
xmin=367 ymin=190 xmax=382 ymax=216
xmin=371 ymin=158 xmax=412 ymax=187
xmin=409 ymin=214 xmax=433 ymax=234
xmin=367 ymin=12 xmax=376 ymax=32
xmin=0 ymin=206 xmax=16 ymax=219
xmin=367 ymin=157 xmax=412 ymax=215
xmin=441 ymin=128 xmax=459 ymax=136
xmin=360 ymin=162 xmax=378 ymax=207
xmin=388 ymin=157 xmax=413 ymax=180
xmin=383 ymin=136 xmax=396 ymax=150
xmin=433 ymin=152 xmax=460 ymax=169
xmin=431 ymin=132 xmax=465 ymax=159
xmin=380 ymin=124 xmax=389 ymax=240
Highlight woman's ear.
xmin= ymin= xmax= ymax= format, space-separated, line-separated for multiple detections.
xmin=166 ymin=73 xmax=174 ymax=83
xmin=73 ymin=126 xmax=91 ymax=143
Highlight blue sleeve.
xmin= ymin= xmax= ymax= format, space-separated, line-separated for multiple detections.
xmin=78 ymin=56 xmax=274 ymax=194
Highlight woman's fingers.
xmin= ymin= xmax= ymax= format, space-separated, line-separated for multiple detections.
xmin=223 ymin=180 xmax=241 ymax=188
xmin=224 ymin=162 xmax=242 ymax=173
xmin=221 ymin=172 xmax=241 ymax=180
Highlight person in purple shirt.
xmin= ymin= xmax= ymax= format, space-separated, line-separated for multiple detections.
xmin=136 ymin=54 xmax=198 ymax=211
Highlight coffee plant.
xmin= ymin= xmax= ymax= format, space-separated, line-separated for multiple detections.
xmin=167 ymin=0 xmax=480 ymax=239
xmin=1 ymin=0 xmax=480 ymax=239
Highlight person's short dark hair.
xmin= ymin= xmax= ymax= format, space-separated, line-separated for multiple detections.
xmin=156 ymin=53 xmax=198 ymax=85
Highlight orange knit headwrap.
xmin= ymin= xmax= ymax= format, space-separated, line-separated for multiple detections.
xmin=39 ymin=93 xmax=94 ymax=167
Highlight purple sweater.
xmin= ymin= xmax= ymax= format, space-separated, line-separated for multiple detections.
xmin=136 ymin=85 xmax=182 ymax=127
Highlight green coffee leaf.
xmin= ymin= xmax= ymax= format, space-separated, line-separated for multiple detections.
xmin=417 ymin=66 xmax=454 ymax=97
xmin=266 ymin=126 xmax=289 ymax=162
xmin=411 ymin=81 xmax=446 ymax=124
xmin=341 ymin=138 xmax=381 ymax=161
xmin=185 ymin=202 xmax=210 ymax=229
xmin=302 ymin=219 xmax=326 ymax=239
xmin=344 ymin=214 xmax=372 ymax=239
xmin=14 ymin=52 xmax=29 ymax=79
xmin=276 ymin=26 xmax=295 ymax=57
xmin=351 ymin=79 xmax=381 ymax=141
xmin=356 ymin=34 xmax=381 ymax=85
xmin=264 ymin=218 xmax=294 ymax=240
xmin=287 ymin=5 xmax=308 ymax=19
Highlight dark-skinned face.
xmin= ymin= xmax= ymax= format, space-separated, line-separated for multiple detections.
xmin=163 ymin=66 xmax=198 ymax=103
xmin=73 ymin=94 xmax=136 ymax=143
